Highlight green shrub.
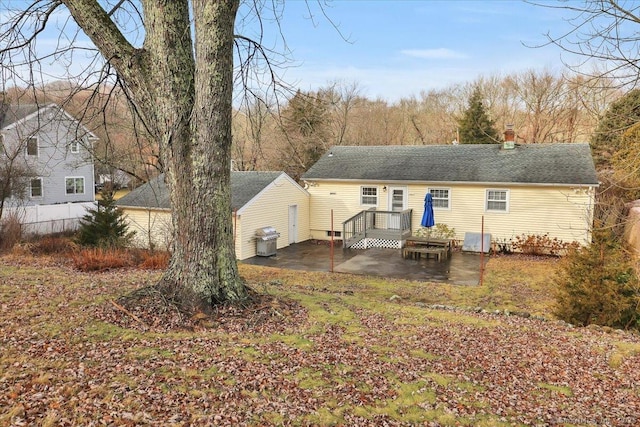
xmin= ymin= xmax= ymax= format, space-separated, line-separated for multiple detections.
xmin=554 ymin=229 xmax=640 ymax=330
xmin=76 ymin=188 xmax=134 ymax=248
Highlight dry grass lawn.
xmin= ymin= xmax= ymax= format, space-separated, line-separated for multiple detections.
xmin=1 ymin=253 xmax=639 ymax=426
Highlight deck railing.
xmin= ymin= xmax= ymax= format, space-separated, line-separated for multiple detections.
xmin=342 ymin=208 xmax=413 ymax=248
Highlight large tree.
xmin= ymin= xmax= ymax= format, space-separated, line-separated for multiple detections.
xmin=276 ymin=90 xmax=330 ymax=180
xmin=457 ymin=86 xmax=500 ymax=144
xmin=1 ymin=1 xmax=248 ymax=309
xmin=542 ymin=0 xmax=640 ymax=87
xmin=591 ymin=89 xmax=640 ymax=168
xmin=541 ymin=1 xmax=640 ymax=154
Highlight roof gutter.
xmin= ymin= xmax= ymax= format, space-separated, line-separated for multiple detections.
xmin=302 ymin=178 xmax=599 ymax=188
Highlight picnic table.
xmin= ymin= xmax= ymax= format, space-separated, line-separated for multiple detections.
xmin=402 ymin=237 xmax=452 ymax=261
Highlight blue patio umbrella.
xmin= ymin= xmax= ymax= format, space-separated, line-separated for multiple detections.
xmin=421 ymin=193 xmax=435 ymax=228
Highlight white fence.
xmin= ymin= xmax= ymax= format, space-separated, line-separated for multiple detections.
xmin=2 ymin=202 xmax=97 ymax=236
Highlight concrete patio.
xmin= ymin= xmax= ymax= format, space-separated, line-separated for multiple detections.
xmin=241 ymin=240 xmax=486 ymax=286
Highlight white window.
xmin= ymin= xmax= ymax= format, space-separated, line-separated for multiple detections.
xmin=26 ymin=137 xmax=38 ymax=156
xmin=361 ymin=186 xmax=378 ymax=206
xmin=70 ymin=140 xmax=80 ymax=153
xmin=30 ymin=178 xmax=43 ymax=198
xmin=429 ymin=188 xmax=450 ymax=209
xmin=486 ymin=189 xmax=509 ymax=212
xmin=66 ymin=177 xmax=85 ymax=195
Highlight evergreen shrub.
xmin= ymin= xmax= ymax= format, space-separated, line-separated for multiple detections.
xmin=76 ymin=188 xmax=134 ymax=248
xmin=554 ymin=228 xmax=640 ymax=330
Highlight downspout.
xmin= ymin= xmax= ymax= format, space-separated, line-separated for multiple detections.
xmin=233 ymin=208 xmax=238 ymax=246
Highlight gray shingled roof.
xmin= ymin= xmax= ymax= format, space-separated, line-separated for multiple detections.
xmin=116 ymin=174 xmax=170 ymax=209
xmin=301 ymin=144 xmax=598 ymax=186
xmin=116 ymin=171 xmax=284 ymax=210
xmin=0 ymin=104 xmax=41 ymax=129
xmin=231 ymin=171 xmax=283 ymax=208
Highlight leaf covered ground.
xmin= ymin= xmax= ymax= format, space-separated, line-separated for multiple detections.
xmin=1 ymin=254 xmax=640 ymax=426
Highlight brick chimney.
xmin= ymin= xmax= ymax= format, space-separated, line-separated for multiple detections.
xmin=503 ymin=124 xmax=515 ymax=150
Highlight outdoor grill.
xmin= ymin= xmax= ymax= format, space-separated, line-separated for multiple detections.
xmin=254 ymin=226 xmax=280 ymax=256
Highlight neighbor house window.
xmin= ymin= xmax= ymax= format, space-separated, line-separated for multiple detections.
xmin=26 ymin=137 xmax=38 ymax=156
xmin=486 ymin=189 xmax=509 ymax=212
xmin=429 ymin=188 xmax=450 ymax=209
xmin=69 ymin=140 xmax=80 ymax=153
xmin=30 ymin=178 xmax=42 ymax=198
xmin=361 ymin=186 xmax=378 ymax=206
xmin=66 ymin=177 xmax=85 ymax=195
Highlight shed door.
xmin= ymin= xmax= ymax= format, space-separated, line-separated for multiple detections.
xmin=388 ymin=187 xmax=407 ymax=229
xmin=288 ymin=205 xmax=298 ymax=244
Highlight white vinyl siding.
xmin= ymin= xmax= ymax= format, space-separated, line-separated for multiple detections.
xmin=486 ymin=189 xmax=509 ymax=212
xmin=121 ymin=174 xmax=310 ymax=260
xmin=2 ymin=105 xmax=95 ymax=206
xmin=236 ymin=174 xmax=310 ymax=260
xmin=309 ymin=182 xmax=594 ymax=245
xmin=307 ymin=182 xmax=365 ymax=240
xmin=30 ymin=178 xmax=43 ymax=198
xmin=429 ymin=188 xmax=450 ymax=209
xmin=361 ymin=186 xmax=378 ymax=206
xmin=66 ymin=177 xmax=85 ymax=195
xmin=122 ymin=208 xmax=173 ymax=250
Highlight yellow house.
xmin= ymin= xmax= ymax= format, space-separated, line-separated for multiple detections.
xmin=116 ymin=171 xmax=310 ymax=260
xmin=301 ymin=143 xmax=598 ymax=249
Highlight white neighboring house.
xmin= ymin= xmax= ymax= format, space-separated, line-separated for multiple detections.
xmin=0 ymin=103 xmax=97 ymax=234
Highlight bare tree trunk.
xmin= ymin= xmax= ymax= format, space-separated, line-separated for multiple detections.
xmin=62 ymin=0 xmax=246 ymax=309
xmin=161 ymin=0 xmax=246 ymax=307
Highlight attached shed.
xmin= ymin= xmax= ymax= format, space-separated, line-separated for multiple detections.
xmin=116 ymin=171 xmax=310 ymax=260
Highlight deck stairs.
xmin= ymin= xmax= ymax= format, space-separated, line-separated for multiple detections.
xmin=342 ymin=209 xmax=412 ymax=249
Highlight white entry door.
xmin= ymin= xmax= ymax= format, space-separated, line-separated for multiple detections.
xmin=388 ymin=187 xmax=407 ymax=229
xmin=288 ymin=205 xmax=298 ymax=244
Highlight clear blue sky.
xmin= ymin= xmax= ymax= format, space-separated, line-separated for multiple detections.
xmin=253 ymin=0 xmax=584 ymax=101
xmin=1 ymin=0 xmax=585 ymax=102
